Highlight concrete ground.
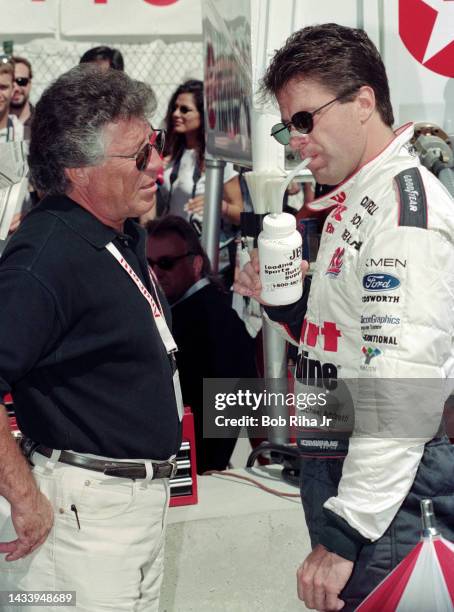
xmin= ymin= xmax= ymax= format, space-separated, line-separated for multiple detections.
xmin=160 ymin=461 xmax=311 ymax=612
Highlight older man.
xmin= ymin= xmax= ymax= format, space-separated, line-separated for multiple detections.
xmin=235 ymin=23 xmax=454 ymax=611
xmin=0 ymin=65 xmax=181 ymax=611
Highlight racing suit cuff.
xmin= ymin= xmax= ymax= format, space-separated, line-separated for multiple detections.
xmin=319 ymin=508 xmax=371 ymax=562
xmin=263 ymin=277 xmax=311 ymax=338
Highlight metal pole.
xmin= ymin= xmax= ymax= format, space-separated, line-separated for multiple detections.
xmin=356 ymin=0 xmax=364 ymax=29
xmin=201 ymin=156 xmax=225 ymax=273
xmin=262 ymin=316 xmax=289 ymax=444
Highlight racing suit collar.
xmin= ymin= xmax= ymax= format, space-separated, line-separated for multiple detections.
xmin=306 ymin=122 xmax=415 ymax=212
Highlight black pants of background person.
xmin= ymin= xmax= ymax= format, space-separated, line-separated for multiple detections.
xmin=299 ymin=437 xmax=454 ymax=611
xmin=193 ymin=412 xmax=239 ymax=474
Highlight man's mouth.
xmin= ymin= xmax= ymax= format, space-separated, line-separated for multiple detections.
xmin=140 ymin=182 xmax=157 ymax=192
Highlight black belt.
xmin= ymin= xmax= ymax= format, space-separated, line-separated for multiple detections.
xmin=20 ymin=439 xmax=177 ymax=480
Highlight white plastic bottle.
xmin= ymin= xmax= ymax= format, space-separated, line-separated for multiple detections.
xmin=258 ymin=212 xmax=303 ymax=305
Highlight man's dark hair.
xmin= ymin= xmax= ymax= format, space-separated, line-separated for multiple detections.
xmin=29 ymin=64 xmax=156 ymax=195
xmin=262 ymin=23 xmax=394 ymax=127
xmin=146 ymin=215 xmax=213 ymax=280
xmin=11 ymin=56 xmax=33 ymax=79
xmin=163 ymin=79 xmax=205 ymax=167
xmin=80 ymin=46 xmax=124 ymax=71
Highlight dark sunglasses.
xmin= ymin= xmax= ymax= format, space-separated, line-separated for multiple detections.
xmin=271 ymin=88 xmax=358 ymax=145
xmin=147 ymin=252 xmax=194 ymax=271
xmin=108 ymin=129 xmax=165 ymax=171
xmin=15 ymin=77 xmax=30 ymax=87
xmin=174 ymin=105 xmax=194 ymax=115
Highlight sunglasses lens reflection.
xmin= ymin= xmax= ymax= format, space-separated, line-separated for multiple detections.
xmin=154 ymin=131 xmax=165 ymax=154
xmin=15 ymin=77 xmax=29 ymax=86
xmin=292 ymin=111 xmax=313 ymax=134
xmin=136 ymin=144 xmax=151 ymax=171
xmin=271 ymin=123 xmax=291 ymax=145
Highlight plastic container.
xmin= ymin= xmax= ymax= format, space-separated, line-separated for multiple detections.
xmin=258 ymin=212 xmax=303 ymax=305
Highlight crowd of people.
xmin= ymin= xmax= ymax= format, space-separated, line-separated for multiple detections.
xmin=0 ymin=24 xmax=453 ymax=612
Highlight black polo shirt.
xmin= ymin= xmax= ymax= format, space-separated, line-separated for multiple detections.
xmin=0 ymin=195 xmax=181 ymax=459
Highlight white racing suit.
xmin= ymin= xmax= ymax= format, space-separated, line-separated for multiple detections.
xmin=265 ymin=124 xmax=454 ymax=609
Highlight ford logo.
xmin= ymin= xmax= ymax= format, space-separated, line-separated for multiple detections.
xmin=363 ymin=274 xmax=400 ymax=292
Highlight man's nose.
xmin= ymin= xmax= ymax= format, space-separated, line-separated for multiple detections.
xmin=289 ymin=132 xmax=309 ymax=152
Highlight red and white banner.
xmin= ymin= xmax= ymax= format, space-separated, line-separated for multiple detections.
xmin=60 ymin=0 xmax=202 ymax=36
xmin=1 ymin=0 xmax=57 ymax=35
xmin=0 ymin=0 xmax=202 ymax=36
xmin=399 ymin=0 xmax=454 ymax=78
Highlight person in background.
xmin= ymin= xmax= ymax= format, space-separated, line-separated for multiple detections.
xmin=0 ymin=65 xmax=179 ymax=611
xmin=0 ymin=58 xmax=28 ymax=246
xmin=147 ymin=215 xmax=256 ymax=474
xmin=79 ymin=45 xmax=125 ymax=71
xmin=10 ymin=56 xmax=34 ymax=140
xmin=0 ymin=59 xmax=23 ymax=142
xmin=160 ymin=79 xmax=244 ymax=283
xmin=235 ymin=22 xmax=454 ymax=611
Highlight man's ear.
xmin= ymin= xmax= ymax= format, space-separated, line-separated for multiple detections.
xmin=356 ymin=85 xmax=376 ymax=123
xmin=65 ymin=166 xmax=91 ymax=188
xmin=193 ymin=254 xmax=204 ymax=280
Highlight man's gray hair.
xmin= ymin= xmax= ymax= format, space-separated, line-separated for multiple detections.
xmin=29 ymin=64 xmax=157 ymax=195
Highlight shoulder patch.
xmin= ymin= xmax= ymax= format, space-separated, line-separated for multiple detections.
xmin=395 ymin=167 xmax=428 ymax=228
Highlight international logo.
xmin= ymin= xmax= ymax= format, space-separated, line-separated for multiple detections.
xmin=362 ymin=346 xmax=382 ymax=365
xmin=399 ymin=0 xmax=454 ymax=78
xmin=363 ymin=274 xmax=401 ymax=292
xmin=326 ymin=247 xmax=344 ymax=277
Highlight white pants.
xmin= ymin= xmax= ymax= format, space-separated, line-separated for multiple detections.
xmin=0 ymin=453 xmax=170 ymax=612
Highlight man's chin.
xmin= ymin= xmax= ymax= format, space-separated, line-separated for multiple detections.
xmin=10 ymin=100 xmax=25 ymax=109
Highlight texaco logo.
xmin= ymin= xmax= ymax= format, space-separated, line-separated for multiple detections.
xmin=399 ymin=0 xmax=454 ymax=77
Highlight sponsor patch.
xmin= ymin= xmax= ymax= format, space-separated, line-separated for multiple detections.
xmin=341 ymin=229 xmax=362 ymax=251
xmin=362 ymin=334 xmax=398 ymax=346
xmin=362 ymin=295 xmax=400 ymax=303
xmin=395 ymin=167 xmax=428 ymax=228
xmin=366 ymin=258 xmax=407 ymax=269
xmin=326 ymin=247 xmax=344 ymax=277
xmin=361 ymin=314 xmax=400 ymax=325
xmin=361 ymin=346 xmax=382 ymax=365
xmin=300 ymin=319 xmax=342 ymax=352
xmin=360 ymin=195 xmax=379 ymax=215
xmin=363 ymin=273 xmax=400 ymax=292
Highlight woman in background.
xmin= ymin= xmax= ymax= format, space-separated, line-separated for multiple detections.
xmin=160 ymin=79 xmax=243 ymax=279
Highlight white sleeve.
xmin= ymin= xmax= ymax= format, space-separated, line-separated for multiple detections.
xmin=324 ymin=223 xmax=454 ymax=540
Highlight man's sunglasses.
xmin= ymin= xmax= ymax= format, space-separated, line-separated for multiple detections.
xmin=108 ymin=129 xmax=165 ymax=171
xmin=147 ymin=252 xmax=194 ymax=271
xmin=14 ymin=77 xmax=30 ymax=87
xmin=270 ymin=88 xmax=358 ymax=145
xmin=173 ymin=105 xmax=194 ymax=115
